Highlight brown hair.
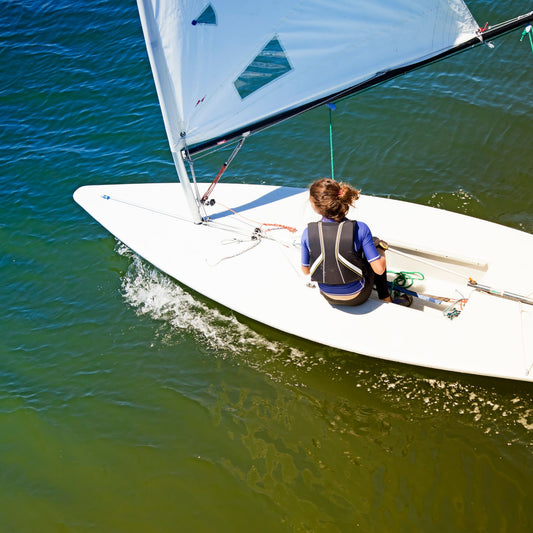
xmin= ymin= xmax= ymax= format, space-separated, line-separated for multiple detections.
xmin=309 ymin=178 xmax=360 ymax=222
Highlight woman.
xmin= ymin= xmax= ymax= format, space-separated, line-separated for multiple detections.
xmin=301 ymin=178 xmax=411 ymax=307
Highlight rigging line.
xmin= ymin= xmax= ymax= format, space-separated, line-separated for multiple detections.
xmin=207 ymin=237 xmax=262 ymax=267
xmin=206 ymin=224 xmax=301 ymax=269
xmin=204 ymin=216 xmax=299 ymax=252
xmin=100 ymin=194 xmax=197 ymax=224
xmin=205 ymin=217 xmax=257 ymax=234
xmin=183 ymin=146 xmax=208 ymax=219
xmin=201 ymin=135 xmax=248 ymax=204
xmin=101 ymin=193 xmax=294 ymax=258
xmin=204 ymin=220 xmax=262 ymax=242
xmin=387 ymin=245 xmax=470 ymax=280
xmin=185 ymin=135 xmax=245 ymax=161
xmin=328 ymin=103 xmax=336 ymax=181
xmin=213 ymin=200 xmax=298 ymax=234
xmin=207 ymin=225 xmax=298 ymax=267
xmin=204 ymin=221 xmax=295 ymax=252
xmin=206 ymin=220 xmax=297 ymax=249
xmin=466 ymin=280 xmax=533 ymax=306
xmin=203 ymin=217 xmax=296 ymax=247
xmin=387 ymin=245 xmax=533 ymax=306
xmin=485 ymin=13 xmax=533 ymax=37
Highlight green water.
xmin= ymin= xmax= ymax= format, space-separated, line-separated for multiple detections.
xmin=1 ymin=1 xmax=532 ymax=531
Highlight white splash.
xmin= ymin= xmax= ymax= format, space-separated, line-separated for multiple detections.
xmin=117 ymin=244 xmax=307 ymax=364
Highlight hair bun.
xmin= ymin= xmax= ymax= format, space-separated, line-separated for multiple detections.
xmin=309 ymin=178 xmax=360 ymax=222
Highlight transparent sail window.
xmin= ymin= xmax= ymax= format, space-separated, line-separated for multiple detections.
xmin=192 ymin=4 xmax=216 ymax=25
xmin=234 ymin=36 xmax=292 ymax=99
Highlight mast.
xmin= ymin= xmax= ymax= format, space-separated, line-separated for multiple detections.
xmin=137 ymin=0 xmax=202 ymax=223
xmin=173 ymin=151 xmax=202 ymax=224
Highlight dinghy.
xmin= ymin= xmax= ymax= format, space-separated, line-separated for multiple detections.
xmin=74 ymin=1 xmax=533 ymax=382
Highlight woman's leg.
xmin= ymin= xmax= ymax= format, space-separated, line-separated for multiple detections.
xmin=373 ymin=272 xmax=390 ymax=300
xmin=370 ymin=245 xmax=392 ymax=301
xmin=373 ymin=250 xmax=412 ymax=306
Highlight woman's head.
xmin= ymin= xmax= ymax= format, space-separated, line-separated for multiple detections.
xmin=309 ymin=178 xmax=360 ymax=221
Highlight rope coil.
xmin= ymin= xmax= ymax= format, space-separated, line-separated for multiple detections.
xmin=388 ymin=270 xmax=424 ymax=300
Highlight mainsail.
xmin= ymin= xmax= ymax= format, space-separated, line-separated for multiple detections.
xmin=137 ymin=0 xmax=481 ymax=157
xmin=137 ymin=0 xmax=532 ymax=222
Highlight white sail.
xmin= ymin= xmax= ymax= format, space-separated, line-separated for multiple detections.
xmin=137 ymin=0 xmax=479 ymax=155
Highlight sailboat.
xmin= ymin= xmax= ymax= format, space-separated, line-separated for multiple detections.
xmin=74 ymin=1 xmax=533 ymax=382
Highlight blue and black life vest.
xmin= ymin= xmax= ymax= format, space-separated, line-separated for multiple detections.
xmin=308 ymin=220 xmax=365 ymax=285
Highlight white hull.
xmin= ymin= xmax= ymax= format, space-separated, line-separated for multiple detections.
xmin=74 ymin=183 xmax=533 ymax=382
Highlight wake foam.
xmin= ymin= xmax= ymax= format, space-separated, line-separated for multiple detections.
xmin=117 ymin=244 xmax=308 ymax=367
xmin=362 ymin=371 xmax=533 ymax=439
xmin=428 ymin=188 xmax=482 ymax=216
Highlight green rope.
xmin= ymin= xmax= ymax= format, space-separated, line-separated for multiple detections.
xmin=328 ymin=103 xmax=336 ymax=180
xmin=387 ymin=270 xmax=425 ymax=299
xmin=520 ymin=25 xmax=533 ymax=54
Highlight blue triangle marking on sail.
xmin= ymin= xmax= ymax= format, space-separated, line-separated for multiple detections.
xmin=234 ymin=36 xmax=292 ymax=99
xmin=192 ymin=4 xmax=217 ymax=26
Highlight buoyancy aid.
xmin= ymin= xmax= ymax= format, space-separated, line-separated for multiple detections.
xmin=308 ymin=220 xmax=365 ymax=285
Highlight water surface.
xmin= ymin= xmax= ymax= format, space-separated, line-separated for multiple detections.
xmin=1 ymin=1 xmax=532 ymax=531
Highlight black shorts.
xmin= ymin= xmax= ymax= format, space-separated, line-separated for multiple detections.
xmin=319 ymin=261 xmax=390 ymax=306
xmin=320 ymin=268 xmax=375 ymax=306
